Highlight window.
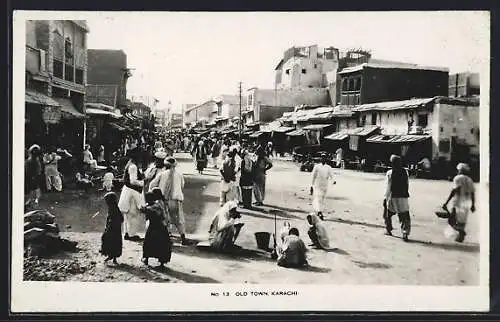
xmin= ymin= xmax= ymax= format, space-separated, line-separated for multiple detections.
xmin=285 ymin=69 xmax=290 ymax=75
xmin=417 ymin=114 xmax=428 ymax=127
xmin=248 ymin=94 xmax=253 ymax=106
xmin=361 ymin=115 xmax=366 ymax=126
xmin=355 ymin=77 xmax=362 ymax=90
xmin=342 ymin=79 xmax=348 ymax=91
xmin=314 ymin=64 xmax=317 ymax=69
xmin=302 ymin=69 xmax=306 ymax=74
xmin=65 ymin=64 xmax=74 ymax=82
xmin=371 ymin=112 xmax=377 ymax=125
xmin=440 ymin=126 xmax=444 ymax=132
xmin=75 ymin=68 xmax=84 ymax=84
xmin=470 ymin=128 xmax=474 ymax=134
xmin=53 ymin=59 xmax=63 ymax=78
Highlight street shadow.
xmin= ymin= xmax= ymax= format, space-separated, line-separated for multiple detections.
xmin=401 ymin=237 xmax=480 ymax=253
xmin=325 ymin=247 xmax=350 ymax=256
xmin=113 ymin=263 xmax=164 ymax=281
xmin=263 ymin=204 xmax=309 ymax=214
xmin=179 ymin=244 xmax=274 ymax=264
xmin=242 ymin=207 xmax=302 ymax=220
xmin=295 ymin=265 xmax=332 ymax=273
xmin=324 ymin=217 xmax=385 ymax=229
xmin=325 ymin=196 xmax=349 ymax=201
xmin=352 ymin=260 xmax=392 ymax=269
xmin=153 ymin=266 xmax=220 ymax=283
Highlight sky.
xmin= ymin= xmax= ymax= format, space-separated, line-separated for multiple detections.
xmin=84 ymin=11 xmax=489 ymax=112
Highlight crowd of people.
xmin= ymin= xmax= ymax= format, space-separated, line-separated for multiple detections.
xmin=24 ymin=128 xmax=477 ymax=270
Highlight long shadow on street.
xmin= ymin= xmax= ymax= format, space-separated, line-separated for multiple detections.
xmin=324 ymin=217 xmax=386 ymax=229
xmin=172 ymin=244 xmax=275 ymax=264
xmin=153 ymin=266 xmax=220 ymax=283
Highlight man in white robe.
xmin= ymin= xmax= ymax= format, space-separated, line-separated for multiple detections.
xmin=310 ymin=153 xmax=336 ymax=220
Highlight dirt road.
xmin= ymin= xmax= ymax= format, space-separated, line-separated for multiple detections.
xmin=27 ymin=153 xmax=480 ymax=285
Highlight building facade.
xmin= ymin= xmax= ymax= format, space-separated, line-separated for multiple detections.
xmin=86 ymin=49 xmax=132 ymax=110
xmin=449 ymin=72 xmax=480 ymax=98
xmin=274 ymin=45 xmax=339 ymax=89
xmin=25 ymin=20 xmax=89 ymax=150
xmin=338 ymin=63 xmax=449 ymax=107
xmin=184 ymin=95 xmax=246 ymax=128
xmin=352 ymin=96 xmax=479 ymax=165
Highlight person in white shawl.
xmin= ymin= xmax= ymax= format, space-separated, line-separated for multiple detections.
xmin=149 ymin=157 xmax=187 ymax=245
xmin=118 ymin=148 xmax=146 ymax=241
xmin=306 ymin=213 xmax=330 ymax=249
xmin=208 ymin=200 xmax=244 ymax=252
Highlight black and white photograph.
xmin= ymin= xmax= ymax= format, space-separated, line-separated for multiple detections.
xmin=11 ymin=11 xmax=490 ymax=312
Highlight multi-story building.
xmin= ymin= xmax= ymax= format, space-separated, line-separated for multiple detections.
xmin=86 ymin=49 xmax=132 ymax=110
xmin=169 ymin=113 xmax=184 ymax=129
xmin=274 ymin=45 xmax=339 ymax=89
xmin=25 ymin=20 xmax=89 ymax=150
xmin=448 ymin=72 xmax=480 ymax=98
xmin=337 ymin=62 xmax=449 ymax=107
xmin=184 ymin=95 xmax=246 ymax=128
xmin=130 ymin=101 xmax=151 ymax=119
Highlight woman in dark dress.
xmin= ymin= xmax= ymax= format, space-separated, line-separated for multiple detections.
xmin=141 ymin=192 xmax=172 ymax=267
xmin=100 ymin=192 xmax=124 ymax=264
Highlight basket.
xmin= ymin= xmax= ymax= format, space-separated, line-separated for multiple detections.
xmin=254 ymin=232 xmax=272 ymax=251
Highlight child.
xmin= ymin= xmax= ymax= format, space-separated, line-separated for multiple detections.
xmin=75 ymin=172 xmax=93 ymax=192
xmin=140 ymin=192 xmax=172 ymax=267
xmin=151 ymin=187 xmax=169 ymax=227
xmin=101 ymin=167 xmax=115 ymax=192
xmin=100 ymin=192 xmax=124 ymax=265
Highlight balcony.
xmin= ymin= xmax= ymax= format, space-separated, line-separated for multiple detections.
xmin=26 ymin=46 xmax=48 ymax=78
xmin=340 ymin=91 xmax=361 ymax=106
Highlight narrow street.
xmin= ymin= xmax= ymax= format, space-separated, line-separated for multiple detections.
xmin=34 ymin=153 xmax=480 ymax=285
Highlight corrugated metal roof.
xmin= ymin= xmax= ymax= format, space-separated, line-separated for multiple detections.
xmin=86 ymin=108 xmax=121 ymax=118
xmin=273 ymin=126 xmax=294 ymax=133
xmin=339 ymin=62 xmax=449 ymax=74
xmin=85 ymin=102 xmax=115 ymax=111
xmin=303 ymin=124 xmax=333 ymax=130
xmin=324 ymin=131 xmax=349 ymax=141
xmin=249 ymin=131 xmax=264 ymax=138
xmin=53 ymin=98 xmax=84 ymax=119
xmin=366 ymin=134 xmax=431 ymax=144
xmin=351 ymin=125 xmax=380 ymax=136
xmin=352 ymin=97 xmax=436 ymax=112
xmin=286 ymin=129 xmax=305 ymax=136
xmin=25 ymin=90 xmax=61 ymax=107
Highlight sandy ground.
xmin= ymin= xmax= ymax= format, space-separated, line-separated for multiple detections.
xmin=25 ymin=153 xmax=480 ymax=285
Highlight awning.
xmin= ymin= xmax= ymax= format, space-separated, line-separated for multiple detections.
xmin=53 ymin=98 xmax=85 ymax=119
xmin=302 ymin=124 xmax=333 ymax=130
xmin=366 ymin=134 xmax=432 ymax=144
xmin=249 ymin=131 xmax=264 ymax=138
xmin=108 ymin=122 xmax=126 ymax=131
xmin=85 ymin=102 xmax=115 ymax=112
xmin=352 ymin=97 xmax=436 ymax=112
xmin=86 ymin=108 xmax=121 ymax=119
xmin=324 ymin=131 xmax=349 ymax=141
xmin=25 ymin=90 xmax=60 ymax=107
xmin=350 ymin=126 xmax=380 ymax=137
xmin=286 ymin=129 xmax=305 ymax=136
xmin=273 ymin=126 xmax=294 ymax=133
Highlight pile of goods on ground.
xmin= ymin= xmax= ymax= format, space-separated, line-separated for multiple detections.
xmin=23 ymin=255 xmax=95 ymax=281
xmin=24 ymin=209 xmax=78 ymax=257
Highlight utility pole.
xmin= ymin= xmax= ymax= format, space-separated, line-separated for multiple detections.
xmin=239 ymin=81 xmax=242 ymax=144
